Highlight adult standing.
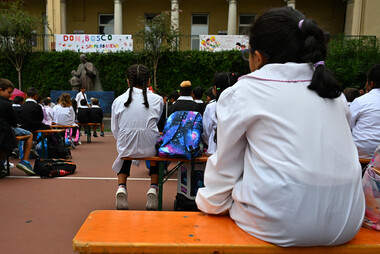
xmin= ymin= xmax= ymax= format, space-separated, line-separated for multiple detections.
xmin=350 ymin=64 xmax=380 ymax=159
xmin=75 ymin=88 xmax=89 ymax=108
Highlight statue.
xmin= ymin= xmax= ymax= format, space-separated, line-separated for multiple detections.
xmin=69 ymin=70 xmax=81 ymax=91
xmin=72 ymin=54 xmax=103 ymax=91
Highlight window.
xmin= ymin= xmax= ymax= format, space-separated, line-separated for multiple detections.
xmin=99 ymin=14 xmax=114 ymax=34
xmin=239 ymin=14 xmax=255 ymax=35
xmin=191 ymin=14 xmax=208 ymax=50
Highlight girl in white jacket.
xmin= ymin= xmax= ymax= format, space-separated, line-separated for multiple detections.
xmin=196 ymin=7 xmax=365 ymax=247
xmin=111 ymin=64 xmax=163 ymax=210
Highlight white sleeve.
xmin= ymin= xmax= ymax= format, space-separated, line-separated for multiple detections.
xmin=111 ymin=100 xmax=119 ymax=140
xmin=349 ymin=98 xmax=361 ymax=129
xmin=202 ymin=104 xmax=213 ymax=145
xmin=196 ymin=88 xmax=247 ymax=214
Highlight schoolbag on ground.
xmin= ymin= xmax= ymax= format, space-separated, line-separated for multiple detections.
xmin=47 ymin=133 xmax=72 ymax=159
xmin=34 ymin=158 xmax=76 ymax=178
xmin=156 ymin=111 xmax=203 ymax=160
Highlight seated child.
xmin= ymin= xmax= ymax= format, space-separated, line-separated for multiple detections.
xmin=20 ymin=87 xmax=51 ymax=133
xmin=77 ymin=99 xmax=91 ymax=124
xmin=90 ymin=97 xmax=104 ymax=137
xmin=12 ymin=95 xmax=24 ymax=125
xmin=0 ymin=79 xmax=36 ymax=176
xmin=42 ymin=97 xmax=54 ymax=126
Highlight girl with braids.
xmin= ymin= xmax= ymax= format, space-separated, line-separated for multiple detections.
xmin=111 ymin=64 xmax=164 ymax=210
xmin=196 ymin=7 xmax=365 ymax=246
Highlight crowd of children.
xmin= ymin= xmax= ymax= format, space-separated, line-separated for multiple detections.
xmin=2 ymin=5 xmax=380 ymax=249
xmin=0 ymin=81 xmax=105 ymax=177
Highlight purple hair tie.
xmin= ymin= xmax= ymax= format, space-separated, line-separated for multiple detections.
xmin=314 ymin=61 xmax=325 ymax=68
xmin=298 ymin=19 xmax=304 ymax=29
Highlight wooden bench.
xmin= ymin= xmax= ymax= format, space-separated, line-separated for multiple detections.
xmin=73 ymin=210 xmax=380 ymax=254
xmin=77 ymin=123 xmax=100 ymax=143
xmin=33 ymin=129 xmax=65 ymax=158
xmin=122 ymin=155 xmax=208 ymax=210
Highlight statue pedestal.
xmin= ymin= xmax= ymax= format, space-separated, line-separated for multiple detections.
xmin=50 ymin=90 xmax=114 ymax=114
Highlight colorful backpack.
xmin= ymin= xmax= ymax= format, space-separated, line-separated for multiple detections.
xmin=156 ymin=111 xmax=203 ymax=160
xmin=34 ymin=158 xmax=76 ymax=178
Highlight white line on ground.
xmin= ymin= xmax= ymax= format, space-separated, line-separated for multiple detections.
xmin=5 ymin=176 xmax=177 ymax=181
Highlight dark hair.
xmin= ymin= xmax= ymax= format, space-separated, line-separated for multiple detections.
xmin=26 ymin=87 xmax=38 ymax=98
xmin=343 ymin=88 xmax=360 ymax=102
xmin=80 ymin=98 xmax=87 ymax=106
xmin=367 ymin=64 xmax=380 ymax=88
xmin=91 ymin=97 xmax=99 ymax=105
xmin=179 ymin=85 xmax=192 ymax=96
xmin=42 ymin=97 xmax=51 ymax=106
xmin=0 ymin=78 xmax=14 ymax=91
xmin=13 ymin=96 xmax=24 ymax=105
xmin=168 ymin=90 xmax=179 ymax=101
xmin=193 ymin=86 xmax=204 ymax=100
xmin=249 ymin=7 xmax=341 ymax=99
xmin=37 ymin=96 xmax=43 ymax=104
xmin=125 ymin=64 xmax=150 ymax=108
xmin=205 ymin=87 xmax=215 ymax=101
xmin=213 ymin=72 xmax=235 ymax=101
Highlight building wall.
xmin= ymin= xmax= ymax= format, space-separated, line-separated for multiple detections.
xmin=15 ymin=0 xmax=379 ymax=39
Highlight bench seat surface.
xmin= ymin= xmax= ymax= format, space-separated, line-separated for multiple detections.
xmin=73 ymin=210 xmax=380 ymax=254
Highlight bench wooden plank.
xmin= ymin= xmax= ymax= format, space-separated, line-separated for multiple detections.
xmin=73 ymin=210 xmax=380 ymax=254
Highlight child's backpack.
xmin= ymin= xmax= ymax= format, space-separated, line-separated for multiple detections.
xmin=34 ymin=158 xmax=76 ymax=178
xmin=156 ymin=111 xmax=203 ymax=160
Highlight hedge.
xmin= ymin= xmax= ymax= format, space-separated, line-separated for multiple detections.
xmin=0 ymin=35 xmax=379 ymax=97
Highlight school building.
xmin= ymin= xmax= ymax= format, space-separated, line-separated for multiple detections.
xmin=5 ymin=0 xmax=380 ymax=50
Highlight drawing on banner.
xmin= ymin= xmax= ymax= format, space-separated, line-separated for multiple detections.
xmin=55 ymin=34 xmax=133 ymax=53
xmin=200 ymin=35 xmax=249 ymax=52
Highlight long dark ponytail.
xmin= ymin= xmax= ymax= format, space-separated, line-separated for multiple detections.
xmin=124 ymin=64 xmax=150 ymax=108
xmin=249 ymin=7 xmax=341 ymax=99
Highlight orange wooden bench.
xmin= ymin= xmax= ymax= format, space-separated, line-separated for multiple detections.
xmin=122 ymin=155 xmax=208 ymax=210
xmin=73 ymin=210 xmax=380 ymax=254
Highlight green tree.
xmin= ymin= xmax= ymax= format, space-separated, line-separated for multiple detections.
xmin=135 ymin=10 xmax=180 ymax=90
xmin=0 ymin=0 xmax=45 ymax=90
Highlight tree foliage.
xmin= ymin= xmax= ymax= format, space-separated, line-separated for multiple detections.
xmin=0 ymin=0 xmax=44 ymax=90
xmin=135 ymin=10 xmax=180 ymax=90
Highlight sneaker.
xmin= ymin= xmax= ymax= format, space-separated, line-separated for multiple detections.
xmin=3 ymin=161 xmax=15 ymax=169
xmin=146 ymin=187 xmax=158 ymax=211
xmin=100 ymin=132 xmax=104 ymax=137
xmin=30 ymin=148 xmax=40 ymax=159
xmin=116 ymin=187 xmax=129 ymax=210
xmin=93 ymin=132 xmax=98 ymax=138
xmin=16 ymin=160 xmax=36 ymax=176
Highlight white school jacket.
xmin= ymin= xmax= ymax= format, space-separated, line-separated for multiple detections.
xmin=195 ymin=63 xmax=365 ymax=247
xmin=53 ymin=105 xmax=76 ymax=126
xmin=111 ymin=88 xmax=163 ymax=173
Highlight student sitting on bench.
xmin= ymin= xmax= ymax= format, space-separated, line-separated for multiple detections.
xmin=196 ymin=7 xmax=365 ymax=247
xmin=89 ymin=97 xmax=104 ymax=137
xmin=0 ymin=79 xmax=36 ymax=176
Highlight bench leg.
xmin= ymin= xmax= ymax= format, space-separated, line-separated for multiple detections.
xmin=158 ymin=161 xmax=164 ymax=211
xmin=87 ymin=125 xmax=91 ymax=143
xmin=41 ymin=133 xmax=46 ymax=158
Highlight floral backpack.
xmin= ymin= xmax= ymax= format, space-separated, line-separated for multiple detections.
xmin=156 ymin=111 xmax=203 ymax=160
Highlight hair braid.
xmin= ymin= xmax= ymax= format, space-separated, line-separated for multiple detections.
xmin=124 ymin=64 xmax=150 ymax=107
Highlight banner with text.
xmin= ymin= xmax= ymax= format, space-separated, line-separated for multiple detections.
xmin=55 ymin=34 xmax=133 ymax=53
xmin=199 ymin=35 xmax=249 ymax=52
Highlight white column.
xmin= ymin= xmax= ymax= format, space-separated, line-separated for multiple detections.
xmin=171 ymin=0 xmax=179 ymax=31
xmin=114 ymin=0 xmax=123 ymax=34
xmin=286 ymin=0 xmax=296 ymax=9
xmin=227 ymin=0 xmax=237 ymax=35
xmin=60 ymin=0 xmax=67 ymax=34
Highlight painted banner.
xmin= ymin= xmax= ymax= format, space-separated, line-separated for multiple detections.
xmin=55 ymin=34 xmax=133 ymax=53
xmin=199 ymin=35 xmax=249 ymax=52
